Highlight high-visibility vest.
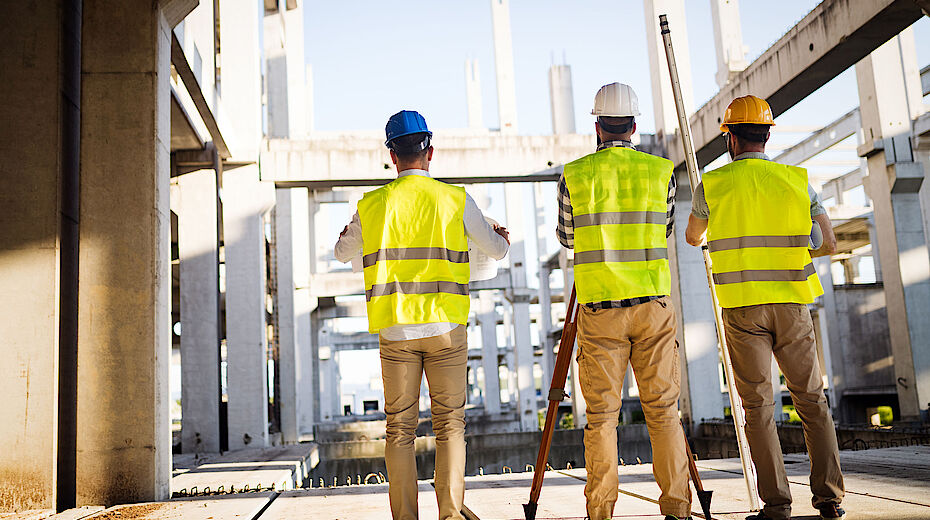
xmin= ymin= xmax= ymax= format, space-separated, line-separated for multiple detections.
xmin=357 ymin=174 xmax=470 ymax=333
xmin=703 ymin=159 xmax=824 ymax=308
xmin=563 ymin=147 xmax=673 ymax=303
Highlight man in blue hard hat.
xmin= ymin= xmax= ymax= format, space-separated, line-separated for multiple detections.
xmin=335 ymin=110 xmax=510 ymax=520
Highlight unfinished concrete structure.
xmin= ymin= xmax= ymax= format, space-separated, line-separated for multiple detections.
xmin=2 ymin=0 xmax=930 ymax=515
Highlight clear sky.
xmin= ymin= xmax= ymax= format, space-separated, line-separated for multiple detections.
xmin=303 ymin=1 xmax=930 ymax=137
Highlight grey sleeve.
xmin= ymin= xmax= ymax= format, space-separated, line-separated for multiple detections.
xmin=690 ymin=182 xmax=710 ymax=219
xmin=809 ymin=184 xmax=826 ymax=217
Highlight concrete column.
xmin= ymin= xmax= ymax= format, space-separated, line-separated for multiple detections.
xmin=478 ymin=292 xmax=502 ymax=414
xmin=177 ymin=170 xmax=222 ymax=453
xmin=274 ymin=188 xmax=299 ymax=444
xmin=505 ymin=183 xmax=539 ymax=431
xmin=223 ymin=166 xmax=275 ymax=449
xmin=305 ymin=64 xmax=315 ymax=135
xmin=465 ymin=59 xmax=483 ymax=130
xmin=709 ymin=0 xmax=747 ymax=88
xmin=287 ymin=188 xmax=317 ymax=439
xmin=283 ymin=3 xmax=307 ymax=139
xmin=855 ymin=29 xmax=930 ymax=421
xmin=263 ymin=2 xmax=307 ymax=139
xmin=559 ymin=249 xmax=586 ymax=427
xmin=534 ymin=183 xmax=555 ymax=388
xmin=0 ymin=0 xmax=79 ymax=510
xmin=548 ymin=65 xmax=576 ymax=135
xmin=643 ymin=0 xmax=694 ymax=140
xmin=644 ymin=0 xmax=720 ymax=426
xmin=490 ymin=0 xmax=518 ymax=134
xmin=671 ymin=193 xmax=724 ymax=424
xmin=815 ymin=256 xmax=844 ymax=415
xmin=75 ymin=1 xmax=178 ymax=505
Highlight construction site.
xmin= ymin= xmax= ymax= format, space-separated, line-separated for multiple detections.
xmin=3 ymin=0 xmax=930 ymax=518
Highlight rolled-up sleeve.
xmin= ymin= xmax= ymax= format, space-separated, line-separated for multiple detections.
xmin=463 ymin=195 xmax=509 ymax=260
xmin=333 ymin=212 xmax=362 ymax=263
xmin=690 ymin=182 xmax=710 ymax=219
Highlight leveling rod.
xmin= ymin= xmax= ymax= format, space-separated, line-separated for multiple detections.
xmin=659 ymin=14 xmax=761 ymax=510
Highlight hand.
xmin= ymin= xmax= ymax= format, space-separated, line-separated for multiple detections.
xmin=339 ymin=225 xmax=349 ymax=238
xmin=493 ymin=224 xmax=510 ymax=245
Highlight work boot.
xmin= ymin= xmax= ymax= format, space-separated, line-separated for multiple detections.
xmin=745 ymin=512 xmax=775 ymax=520
xmin=817 ymin=503 xmax=846 ymax=519
xmin=664 ymin=516 xmax=692 ymax=520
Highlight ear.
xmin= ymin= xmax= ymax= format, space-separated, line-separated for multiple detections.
xmin=763 ymin=131 xmax=771 ymax=144
xmin=390 ymin=149 xmax=398 ymax=165
xmin=427 ymin=146 xmax=434 ymax=162
xmin=594 ymin=121 xmax=602 ymax=140
xmin=631 ymin=122 xmax=637 ymax=135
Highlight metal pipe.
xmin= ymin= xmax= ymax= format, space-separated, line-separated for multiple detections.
xmin=659 ymin=13 xmax=760 ymax=510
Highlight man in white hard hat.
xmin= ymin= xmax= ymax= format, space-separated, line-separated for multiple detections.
xmin=335 ymin=110 xmax=510 ymax=520
xmin=557 ymin=83 xmax=692 ymax=520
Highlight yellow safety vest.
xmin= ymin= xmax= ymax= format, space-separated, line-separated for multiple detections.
xmin=564 ymin=147 xmax=673 ymax=303
xmin=357 ymin=174 xmax=470 ymax=333
xmin=703 ymin=159 xmax=824 ymax=308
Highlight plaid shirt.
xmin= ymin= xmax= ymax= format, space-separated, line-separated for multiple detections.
xmin=557 ymin=140 xmax=676 ymax=310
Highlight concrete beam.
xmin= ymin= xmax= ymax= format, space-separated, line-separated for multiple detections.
xmin=774 ymin=109 xmax=861 ymax=166
xmin=671 ymin=0 xmax=926 ymax=170
xmin=261 ymin=133 xmax=592 ymax=184
xmin=170 ymin=33 xmax=231 ymax=158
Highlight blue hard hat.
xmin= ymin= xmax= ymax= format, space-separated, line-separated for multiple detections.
xmin=385 ymin=110 xmax=432 ymax=147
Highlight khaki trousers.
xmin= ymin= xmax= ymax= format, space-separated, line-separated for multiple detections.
xmin=576 ymin=297 xmax=691 ymax=520
xmin=380 ymin=325 xmax=467 ymax=520
xmin=723 ymin=303 xmax=844 ymax=520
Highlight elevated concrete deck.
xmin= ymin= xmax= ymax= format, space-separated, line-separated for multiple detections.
xmin=9 ymin=446 xmax=929 ymax=519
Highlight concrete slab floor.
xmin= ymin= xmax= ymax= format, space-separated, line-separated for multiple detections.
xmin=14 ymin=446 xmax=929 ymax=519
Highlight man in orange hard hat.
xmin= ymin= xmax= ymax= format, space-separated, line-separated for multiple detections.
xmin=685 ymin=95 xmax=845 ymax=520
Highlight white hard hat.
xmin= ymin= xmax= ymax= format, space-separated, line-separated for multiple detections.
xmin=591 ymin=82 xmax=640 ymax=117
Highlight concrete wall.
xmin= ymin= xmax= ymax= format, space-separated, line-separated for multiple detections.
xmin=0 ymin=0 xmax=69 ymax=511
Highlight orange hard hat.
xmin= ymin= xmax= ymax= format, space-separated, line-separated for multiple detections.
xmin=720 ymin=95 xmax=775 ymax=132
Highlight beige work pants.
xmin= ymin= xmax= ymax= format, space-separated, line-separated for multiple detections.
xmin=379 ymin=325 xmax=467 ymax=520
xmin=723 ymin=303 xmax=844 ymax=520
xmin=576 ymin=297 xmax=691 ymax=520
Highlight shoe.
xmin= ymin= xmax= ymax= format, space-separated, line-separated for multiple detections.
xmin=818 ymin=503 xmax=846 ymax=519
xmin=665 ymin=516 xmax=692 ymax=520
xmin=745 ymin=513 xmax=774 ymax=520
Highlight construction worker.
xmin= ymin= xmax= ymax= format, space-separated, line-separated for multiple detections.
xmin=557 ymin=83 xmax=692 ymax=520
xmin=685 ymin=95 xmax=845 ymax=520
xmin=334 ymin=110 xmax=510 ymax=520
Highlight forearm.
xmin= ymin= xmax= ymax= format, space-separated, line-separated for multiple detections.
xmin=685 ymin=214 xmax=708 ymax=246
xmin=334 ymin=213 xmax=363 ymax=263
xmin=810 ymin=213 xmax=836 ymax=257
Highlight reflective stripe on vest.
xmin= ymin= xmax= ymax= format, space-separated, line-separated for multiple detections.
xmin=563 ymin=147 xmax=673 ymax=304
xmin=358 ymin=175 xmax=470 ymax=333
xmin=703 ymin=159 xmax=824 ymax=308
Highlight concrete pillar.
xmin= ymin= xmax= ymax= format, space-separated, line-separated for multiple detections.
xmin=815 ymin=256 xmax=844 ymax=415
xmin=505 ymin=183 xmax=539 ymax=431
xmin=223 ymin=166 xmax=275 ymax=449
xmin=220 ymin=0 xmax=262 ymax=160
xmin=855 ymin=29 xmax=930 ymax=421
xmin=559 ymin=249 xmax=586 ymax=427
xmin=177 ymin=170 xmax=222 ymax=453
xmin=274 ymin=188 xmax=299 ymax=443
xmin=490 ymin=0 xmax=518 ymax=134
xmin=534 ymin=183 xmax=556 ymax=389
xmin=478 ymin=292 xmax=502 ymax=414
xmin=0 ymin=0 xmax=80 ymax=510
xmin=76 ymin=1 xmax=178 ymax=505
xmin=465 ymin=59 xmax=483 ymax=130
xmin=305 ymin=64 xmax=315 ymax=135
xmin=644 ymin=0 xmax=721 ymax=426
xmin=643 ymin=0 xmax=694 ymax=141
xmin=709 ymin=0 xmax=747 ymax=88
xmin=287 ymin=189 xmax=317 ymax=438
xmin=669 ymin=193 xmax=724 ymax=424
xmin=263 ymin=2 xmax=307 ymax=139
xmin=548 ymin=65 xmax=576 ymax=135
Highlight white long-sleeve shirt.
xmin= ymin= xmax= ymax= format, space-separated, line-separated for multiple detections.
xmin=334 ymin=169 xmax=509 ymax=341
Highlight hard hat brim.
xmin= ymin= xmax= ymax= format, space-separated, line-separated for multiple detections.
xmin=592 ymin=109 xmax=641 ymax=117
